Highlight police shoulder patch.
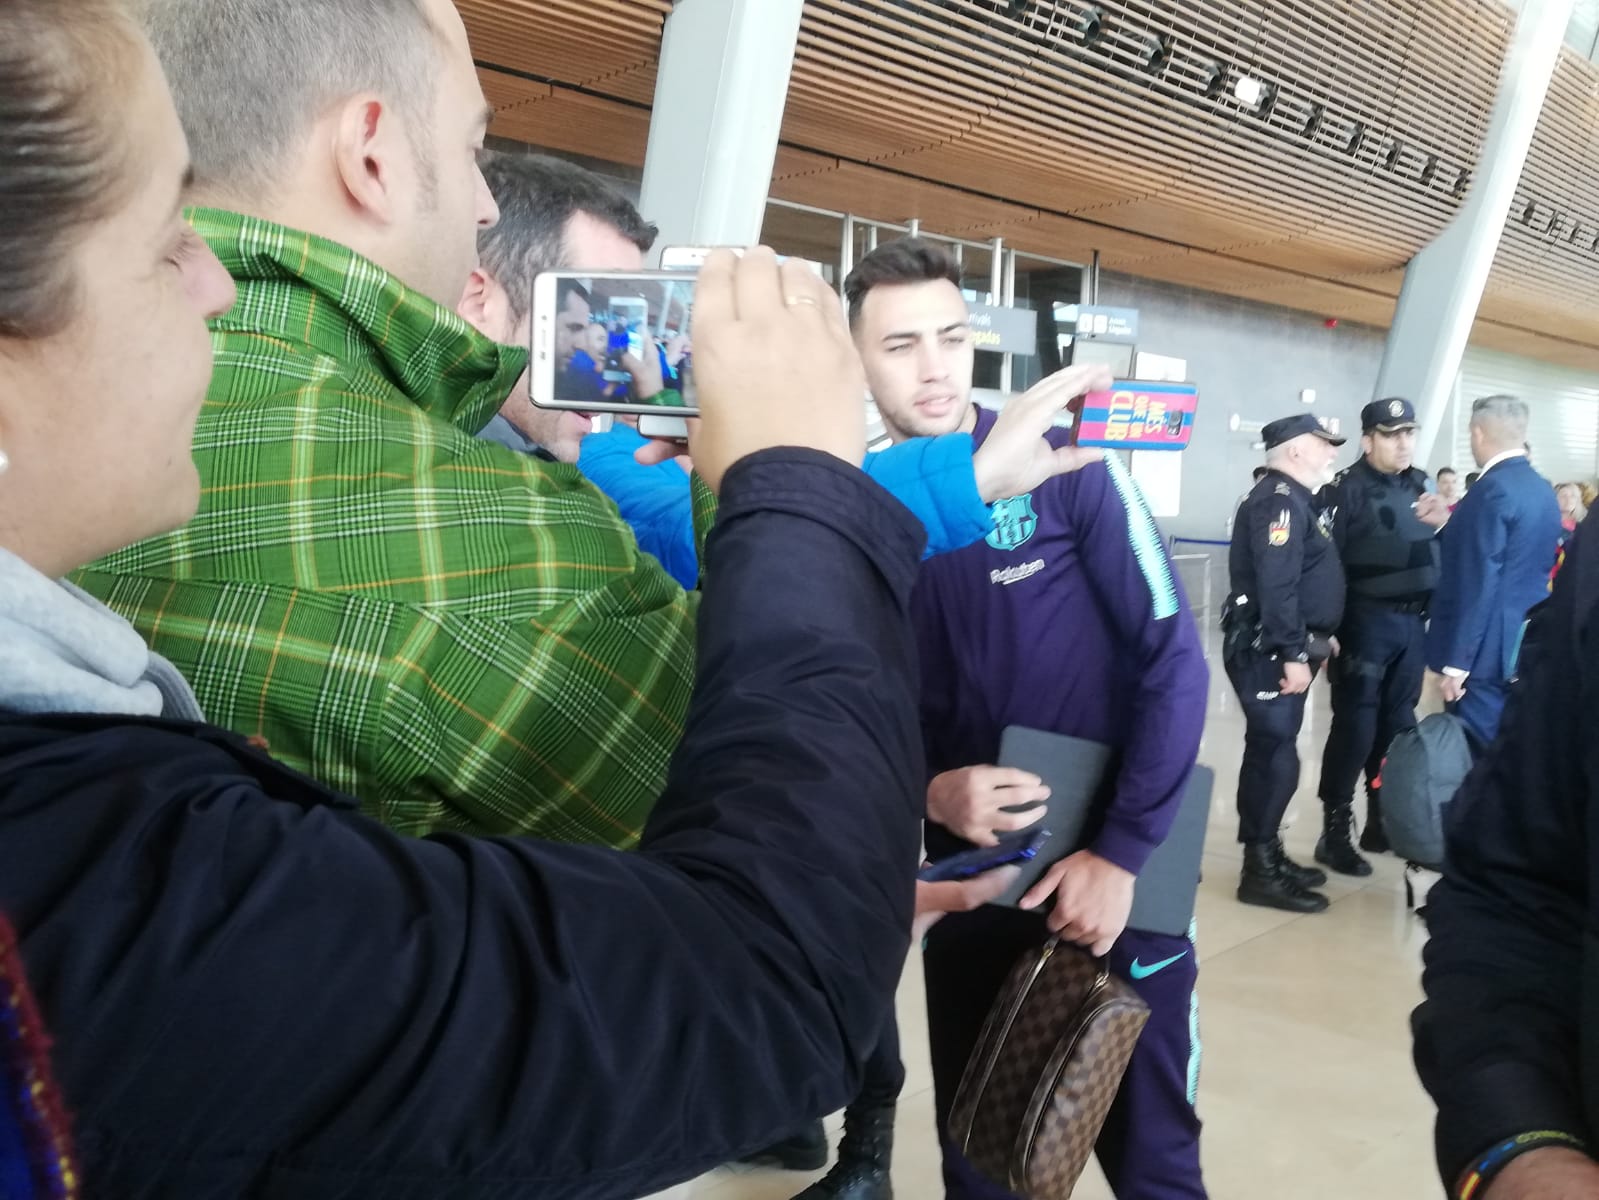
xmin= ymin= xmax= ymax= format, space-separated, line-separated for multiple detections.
xmin=1268 ymin=508 xmax=1292 ymax=547
xmin=1274 ymin=482 xmax=1291 ymax=496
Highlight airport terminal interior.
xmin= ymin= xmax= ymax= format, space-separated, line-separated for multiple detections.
xmin=501 ymin=0 xmax=1599 ymax=1195
xmin=8 ymin=0 xmax=1599 ymax=1196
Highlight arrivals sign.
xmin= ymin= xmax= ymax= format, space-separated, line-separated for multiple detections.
xmin=1075 ymin=305 xmax=1140 ymax=342
xmin=967 ymin=303 xmax=1038 ymax=355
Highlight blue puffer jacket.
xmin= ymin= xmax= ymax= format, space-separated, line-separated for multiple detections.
xmin=579 ymin=425 xmax=993 ymax=588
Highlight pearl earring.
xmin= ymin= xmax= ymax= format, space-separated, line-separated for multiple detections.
xmin=0 ymin=447 xmax=9 ymax=476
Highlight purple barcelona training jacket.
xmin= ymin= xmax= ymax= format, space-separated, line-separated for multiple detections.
xmin=912 ymin=406 xmax=1210 ymax=877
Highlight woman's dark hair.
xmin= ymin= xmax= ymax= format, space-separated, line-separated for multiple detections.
xmin=0 ymin=0 xmax=136 ymax=339
xmin=843 ymin=238 xmax=963 ymax=329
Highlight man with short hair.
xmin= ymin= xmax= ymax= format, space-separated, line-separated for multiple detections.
xmin=1312 ymin=398 xmax=1448 ymax=877
xmin=456 ymin=152 xmax=700 ymax=587
xmin=457 ymin=152 xmax=662 ymax=462
xmin=806 ymin=239 xmax=1210 ymax=1200
xmin=83 ymin=0 xmax=1092 ymax=850
xmin=1426 ymin=394 xmax=1563 ymax=748
xmin=1224 ymin=415 xmax=1347 ymax=912
xmin=1436 ymin=466 xmax=1461 ymax=510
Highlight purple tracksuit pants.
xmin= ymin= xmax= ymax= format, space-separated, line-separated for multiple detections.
xmin=921 ymin=905 xmax=1206 ymax=1199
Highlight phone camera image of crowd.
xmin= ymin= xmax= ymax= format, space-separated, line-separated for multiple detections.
xmin=2 ymin=2 xmax=1596 ymax=1200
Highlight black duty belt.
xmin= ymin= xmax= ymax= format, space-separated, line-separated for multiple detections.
xmin=1349 ymin=596 xmax=1429 ymax=616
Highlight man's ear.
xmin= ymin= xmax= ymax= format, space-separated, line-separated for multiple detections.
xmin=456 ymin=267 xmax=512 ymax=341
xmin=331 ymin=95 xmax=404 ymax=226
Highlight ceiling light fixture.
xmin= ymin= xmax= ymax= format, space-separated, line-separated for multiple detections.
xmin=1076 ymin=4 xmax=1105 ymax=47
xmin=1142 ymin=33 xmax=1174 ymax=74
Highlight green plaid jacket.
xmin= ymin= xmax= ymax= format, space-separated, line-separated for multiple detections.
xmin=79 ymin=209 xmax=698 ymax=846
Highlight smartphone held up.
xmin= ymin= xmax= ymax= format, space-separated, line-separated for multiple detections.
xmin=530 ymin=271 xmax=698 ymax=418
xmin=529 ymin=248 xmax=831 ymax=421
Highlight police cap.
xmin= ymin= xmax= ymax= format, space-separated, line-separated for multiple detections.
xmin=1362 ymin=397 xmax=1419 ymax=432
xmin=1262 ymin=414 xmax=1346 ymax=450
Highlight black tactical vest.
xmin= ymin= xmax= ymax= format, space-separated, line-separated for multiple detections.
xmin=1335 ymin=460 xmax=1440 ymax=602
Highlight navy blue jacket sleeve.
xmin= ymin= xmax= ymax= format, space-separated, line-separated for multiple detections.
xmin=1427 ymin=484 xmax=1507 ymax=675
xmin=1058 ymin=456 xmax=1208 ymax=876
xmin=1248 ymin=489 xmax=1309 ymax=659
xmin=3 ymin=450 xmax=929 ymax=1200
xmin=1412 ymin=521 xmax=1596 ymax=1188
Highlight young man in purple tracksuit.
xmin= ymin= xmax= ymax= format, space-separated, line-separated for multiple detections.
xmin=800 ymin=240 xmax=1210 ymax=1200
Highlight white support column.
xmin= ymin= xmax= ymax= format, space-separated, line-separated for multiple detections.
xmin=638 ymin=0 xmax=806 ymax=258
xmin=1375 ymin=0 xmax=1572 ymax=465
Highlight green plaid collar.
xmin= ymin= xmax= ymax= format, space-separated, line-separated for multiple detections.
xmin=190 ymin=207 xmax=527 ymax=433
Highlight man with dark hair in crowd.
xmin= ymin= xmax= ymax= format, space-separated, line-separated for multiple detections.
xmin=1436 ymin=466 xmax=1461 ymax=511
xmin=798 ymin=238 xmax=1209 ymax=1200
xmin=459 ymin=152 xmax=661 ymax=461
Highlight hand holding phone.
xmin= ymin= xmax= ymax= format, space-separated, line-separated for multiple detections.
xmin=917 ymin=828 xmax=1052 ymax=882
xmin=972 ymin=364 xmax=1112 ymax=503
xmin=680 ymin=248 xmax=865 ymax=492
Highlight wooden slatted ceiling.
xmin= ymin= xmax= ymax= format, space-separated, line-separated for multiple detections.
xmin=785 ymin=0 xmax=1509 ymax=273
xmin=1482 ymin=47 xmax=1599 ymax=346
xmin=460 ymin=1 xmax=1599 ymax=371
xmin=457 ymin=0 xmax=666 ymax=104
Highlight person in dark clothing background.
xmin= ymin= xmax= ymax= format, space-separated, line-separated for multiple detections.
xmin=1313 ymin=398 xmax=1449 ymax=877
xmin=1413 ymin=523 xmax=1599 ymax=1199
xmin=1223 ymin=415 xmax=1347 ymax=914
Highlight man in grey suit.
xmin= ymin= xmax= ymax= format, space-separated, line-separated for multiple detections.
xmin=1426 ymin=395 xmax=1564 ymax=749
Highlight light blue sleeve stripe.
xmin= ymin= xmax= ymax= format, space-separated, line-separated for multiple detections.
xmin=1186 ymin=917 xmax=1202 ymax=1107
xmin=1102 ymin=453 xmax=1181 ymax=620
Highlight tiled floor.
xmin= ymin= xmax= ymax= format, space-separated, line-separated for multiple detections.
xmin=654 ymin=641 xmax=1444 ymax=1200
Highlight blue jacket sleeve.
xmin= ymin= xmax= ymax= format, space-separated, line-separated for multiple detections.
xmin=1058 ymin=456 xmax=1209 ymax=876
xmin=862 ymin=434 xmax=993 ymax=559
xmin=1427 ymin=487 xmax=1507 ymax=675
xmin=578 ymin=431 xmax=700 ymax=590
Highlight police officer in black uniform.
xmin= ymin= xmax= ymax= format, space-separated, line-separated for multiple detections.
xmin=1313 ymin=397 xmax=1449 ymax=876
xmin=1224 ymin=415 xmax=1347 ymax=913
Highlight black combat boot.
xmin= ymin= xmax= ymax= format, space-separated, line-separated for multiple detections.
xmin=793 ymin=1101 xmax=895 ymax=1200
xmin=1238 ymin=842 xmax=1329 ymax=913
xmin=1359 ymin=780 xmax=1391 ymax=854
xmin=1271 ymin=837 xmax=1328 ymax=889
xmin=1315 ymin=800 xmax=1373 ymax=877
xmin=742 ymin=1119 xmax=829 ymax=1172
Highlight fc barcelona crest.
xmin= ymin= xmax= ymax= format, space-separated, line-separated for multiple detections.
xmin=987 ymin=494 xmax=1039 ymax=552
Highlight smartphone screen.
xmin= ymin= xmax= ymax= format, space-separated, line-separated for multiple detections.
xmin=531 ymin=272 xmax=699 ymax=416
